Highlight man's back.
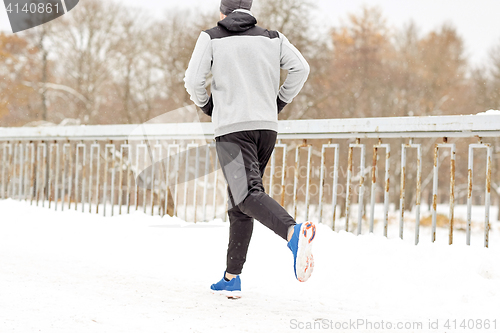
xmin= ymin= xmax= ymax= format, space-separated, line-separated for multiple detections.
xmin=184 ymin=9 xmax=309 ymax=137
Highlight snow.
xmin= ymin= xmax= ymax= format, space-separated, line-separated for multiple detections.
xmin=1 ymin=199 xmax=499 ymax=333
xmin=476 ymin=109 xmax=500 ymax=115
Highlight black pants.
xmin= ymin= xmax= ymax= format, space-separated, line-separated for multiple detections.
xmin=215 ymin=130 xmax=296 ymax=275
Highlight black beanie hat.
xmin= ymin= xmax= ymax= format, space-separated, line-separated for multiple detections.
xmin=220 ymin=0 xmax=253 ymax=15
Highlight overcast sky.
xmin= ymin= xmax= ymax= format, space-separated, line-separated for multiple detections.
xmin=1 ymin=0 xmax=499 ymax=66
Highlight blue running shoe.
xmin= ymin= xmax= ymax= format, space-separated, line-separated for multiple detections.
xmin=287 ymin=222 xmax=316 ymax=282
xmin=210 ymin=272 xmax=242 ymax=299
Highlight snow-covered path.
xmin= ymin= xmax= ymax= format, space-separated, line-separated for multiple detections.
xmin=1 ymin=199 xmax=499 ymax=333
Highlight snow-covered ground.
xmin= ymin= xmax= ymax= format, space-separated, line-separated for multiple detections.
xmin=1 ymin=199 xmax=499 ymax=333
xmin=476 ymin=109 xmax=500 ymax=115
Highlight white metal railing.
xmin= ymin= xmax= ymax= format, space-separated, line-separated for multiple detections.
xmin=1 ymin=115 xmax=499 ymax=247
xmin=1 ymin=115 xmax=500 ymax=141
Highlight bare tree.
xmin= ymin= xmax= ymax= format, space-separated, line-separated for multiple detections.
xmin=489 ymin=40 xmax=500 ymax=108
xmin=0 ymin=33 xmax=42 ymax=126
xmin=107 ymin=7 xmax=159 ymax=124
xmin=150 ymin=9 xmax=211 ymax=119
xmin=51 ymin=0 xmax=125 ymax=124
xmin=416 ymin=24 xmax=468 ymax=116
xmin=324 ymin=6 xmax=394 ymax=119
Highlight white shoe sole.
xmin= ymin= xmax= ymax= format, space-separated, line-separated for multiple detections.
xmin=211 ymin=289 xmax=242 ymax=299
xmin=296 ymin=222 xmax=316 ymax=282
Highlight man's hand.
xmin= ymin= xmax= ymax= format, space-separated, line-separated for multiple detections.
xmin=277 ymin=96 xmax=287 ymax=114
xmin=201 ymin=95 xmax=214 ymax=117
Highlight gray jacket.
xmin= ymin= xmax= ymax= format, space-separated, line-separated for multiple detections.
xmin=184 ymin=9 xmax=310 ymax=138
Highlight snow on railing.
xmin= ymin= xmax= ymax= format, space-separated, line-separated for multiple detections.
xmin=1 ymin=114 xmax=499 ymax=247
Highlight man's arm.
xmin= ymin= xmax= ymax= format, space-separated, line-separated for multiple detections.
xmin=184 ymin=32 xmax=213 ymax=116
xmin=277 ymin=32 xmax=310 ymax=113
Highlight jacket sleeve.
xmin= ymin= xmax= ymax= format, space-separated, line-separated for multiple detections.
xmin=277 ymin=32 xmax=310 ymax=106
xmin=184 ymin=32 xmax=213 ymax=113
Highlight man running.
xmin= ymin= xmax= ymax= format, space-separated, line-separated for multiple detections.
xmin=184 ymin=0 xmax=315 ymax=298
